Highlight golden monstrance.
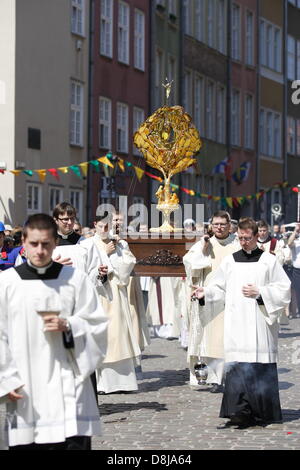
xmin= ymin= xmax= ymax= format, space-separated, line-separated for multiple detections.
xmin=133 ymin=79 xmax=202 ymax=232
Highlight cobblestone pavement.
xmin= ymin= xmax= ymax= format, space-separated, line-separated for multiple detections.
xmin=1 ymin=319 xmax=300 ymax=451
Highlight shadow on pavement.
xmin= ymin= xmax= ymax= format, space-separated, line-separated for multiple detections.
xmin=141 ymin=354 xmax=167 ymax=360
xmin=279 ymin=381 xmax=295 ymax=390
xmin=137 ymin=369 xmax=189 ymax=392
xmin=99 ymin=401 xmax=168 ymax=417
xmin=279 ymin=332 xmax=300 ymax=338
xmin=282 ymin=409 xmax=300 ymax=423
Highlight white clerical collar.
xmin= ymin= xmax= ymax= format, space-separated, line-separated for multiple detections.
xmin=244 ymin=245 xmax=258 ymax=255
xmin=258 ymin=237 xmax=268 ymax=243
xmin=58 ymin=231 xmax=73 ymax=240
xmin=27 ymin=260 xmax=53 ymax=275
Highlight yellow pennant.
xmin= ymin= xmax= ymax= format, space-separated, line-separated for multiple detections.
xmin=134 ymin=166 xmax=144 ymax=181
xmin=225 ymin=197 xmax=233 ymax=208
xmin=79 ymin=162 xmax=89 ymax=177
xmin=118 ymin=159 xmax=125 ymax=172
xmin=213 ymin=196 xmax=221 ymax=201
xmin=98 ymin=156 xmax=114 ymax=168
xmin=58 ymin=166 xmax=69 ymax=174
xmin=35 ymin=169 xmax=47 ymax=182
xmin=10 ymin=170 xmax=22 ymax=176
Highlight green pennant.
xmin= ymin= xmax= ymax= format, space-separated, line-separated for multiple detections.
xmin=90 ymin=160 xmax=100 ymax=172
xmin=23 ymin=170 xmax=33 ymax=176
xmin=70 ymin=165 xmax=82 ymax=179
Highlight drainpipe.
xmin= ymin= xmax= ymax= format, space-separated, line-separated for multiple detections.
xmin=283 ymin=0 xmax=288 ymax=222
xmin=255 ymin=0 xmax=261 ymax=220
xmin=86 ymin=0 xmax=94 ymax=225
xmin=226 ymin=0 xmax=232 ymax=206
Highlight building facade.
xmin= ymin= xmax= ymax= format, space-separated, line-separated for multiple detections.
xmin=88 ymin=0 xmax=150 ymax=223
xmin=0 ymin=0 xmax=90 ymax=225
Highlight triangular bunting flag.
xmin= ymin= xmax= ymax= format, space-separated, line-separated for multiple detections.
xmin=70 ymin=165 xmax=82 ymax=179
xmin=35 ymin=169 xmax=47 ymax=183
xmin=23 ymin=170 xmax=33 ymax=177
xmin=98 ymin=156 xmax=114 ymax=168
xmin=79 ymin=162 xmax=89 ymax=177
xmin=134 ymin=166 xmax=144 ymax=181
xmin=10 ymin=170 xmax=22 ymax=176
xmin=58 ymin=166 xmax=69 ymax=174
xmin=118 ymin=159 xmax=125 ymax=172
xmin=225 ymin=197 xmax=233 ymax=208
xmin=48 ymin=168 xmax=60 ymax=181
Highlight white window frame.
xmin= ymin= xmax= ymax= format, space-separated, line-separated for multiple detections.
xmin=70 ymin=81 xmax=84 ymax=146
xmin=288 ymin=36 xmax=296 ymax=80
xmin=117 ymin=102 xmax=129 ymax=153
xmin=134 ymin=9 xmax=145 ymax=71
xmin=49 ymin=187 xmax=63 ymax=213
xmin=217 ymin=0 xmax=226 ymax=54
xmin=216 ymin=85 xmax=226 ymax=144
xmin=133 ymin=107 xmax=145 ymax=156
xmin=99 ymin=97 xmax=112 ymax=149
xmin=245 ymin=10 xmax=254 ymax=65
xmin=69 ymin=189 xmax=83 ymax=223
xmin=100 ymin=0 xmax=113 ymax=58
xmin=168 ymin=0 xmax=176 ymax=16
xmin=182 ymin=0 xmax=192 ymax=35
xmin=259 ymin=107 xmax=282 ymax=159
xmin=231 ymin=89 xmax=240 ymax=146
xmin=297 ymin=119 xmax=300 ymax=156
xmin=287 ymin=116 xmax=296 ymax=154
xmin=260 ymin=19 xmax=282 ymax=73
xmin=195 ymin=0 xmax=205 ymax=43
xmin=207 ymin=0 xmax=215 ymax=48
xmin=245 ymin=93 xmax=254 ymax=149
xmin=71 ymin=0 xmax=84 ymax=36
xmin=206 ymin=80 xmax=215 ymax=140
xmin=155 ymin=48 xmax=164 ymax=108
xmin=27 ymin=183 xmax=42 ymax=214
xmin=118 ymin=1 xmax=130 ymax=65
xmin=167 ymin=54 xmax=177 ymax=105
xmin=194 ymin=74 xmax=204 ymax=135
xmin=183 ymin=70 xmax=193 ymax=117
xmin=231 ymin=3 xmax=241 ymax=61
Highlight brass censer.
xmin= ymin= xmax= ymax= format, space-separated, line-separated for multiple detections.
xmin=133 ymin=79 xmax=202 ymax=232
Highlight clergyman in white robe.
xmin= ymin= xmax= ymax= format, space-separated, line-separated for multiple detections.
xmin=0 ymin=262 xmax=108 ymax=448
xmin=95 ymin=237 xmax=141 ymax=393
xmin=198 ymin=247 xmax=291 ymax=425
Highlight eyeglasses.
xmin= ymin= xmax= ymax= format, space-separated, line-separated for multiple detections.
xmin=58 ymin=217 xmax=76 ymax=223
xmin=212 ymin=223 xmax=228 ymax=228
xmin=238 ymin=236 xmax=254 ymax=242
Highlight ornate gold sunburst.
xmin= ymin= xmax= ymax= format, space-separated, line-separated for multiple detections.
xmin=133 ymin=104 xmax=202 ymax=232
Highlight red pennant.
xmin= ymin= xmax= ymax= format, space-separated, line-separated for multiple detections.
xmin=292 ymin=187 xmax=299 ymax=193
xmin=48 ymin=168 xmax=60 ymax=181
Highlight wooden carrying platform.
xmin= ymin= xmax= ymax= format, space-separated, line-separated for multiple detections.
xmin=126 ymin=232 xmax=201 ymax=277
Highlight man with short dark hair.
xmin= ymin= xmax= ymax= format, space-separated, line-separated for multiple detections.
xmin=193 ymin=217 xmax=291 ymax=428
xmin=0 ymin=214 xmax=108 ymax=450
xmin=183 ymin=210 xmax=240 ymax=392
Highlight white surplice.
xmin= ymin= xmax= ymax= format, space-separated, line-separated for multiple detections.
xmin=203 ymin=251 xmax=291 ymax=363
xmin=0 ymin=265 xmax=108 ymax=446
xmin=95 ymin=239 xmax=140 ymax=393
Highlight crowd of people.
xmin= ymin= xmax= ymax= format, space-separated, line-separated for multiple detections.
xmin=0 ymin=205 xmax=298 ymax=449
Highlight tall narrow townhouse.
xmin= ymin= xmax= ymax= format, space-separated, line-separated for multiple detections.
xmin=181 ymin=0 xmax=229 ymax=221
xmin=89 ymin=0 xmax=150 ymax=222
xmin=229 ymin=0 xmax=258 ymax=220
xmin=148 ymin=0 xmax=182 ymax=213
xmin=257 ymin=0 xmax=286 ymax=223
xmin=0 ymin=0 xmax=90 ymax=225
xmin=286 ymin=0 xmax=300 ymax=221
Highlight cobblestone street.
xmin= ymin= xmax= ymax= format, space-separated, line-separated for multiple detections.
xmin=1 ymin=319 xmax=300 ymax=451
